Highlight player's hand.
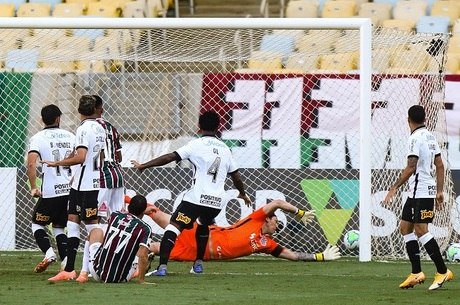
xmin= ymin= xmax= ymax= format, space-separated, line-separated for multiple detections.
xmin=130 ymin=160 xmax=144 ymax=172
xmin=30 ymin=188 xmax=41 ymax=198
xmin=41 ymin=160 xmax=58 ymax=167
xmin=436 ymin=192 xmax=444 ymax=210
xmin=321 ymin=244 xmax=341 ymax=261
xmin=383 ymin=188 xmax=396 ymax=205
xmin=238 ymin=193 xmax=252 ymax=207
xmin=295 ymin=209 xmax=315 ymax=225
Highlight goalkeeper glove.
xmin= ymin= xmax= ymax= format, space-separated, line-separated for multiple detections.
xmin=295 ymin=209 xmax=315 ymax=225
xmin=315 ymin=244 xmax=341 ymax=261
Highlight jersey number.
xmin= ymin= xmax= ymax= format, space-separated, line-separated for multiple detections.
xmin=93 ymin=144 xmax=102 ymax=171
xmin=51 ymin=149 xmax=72 ymax=176
xmin=103 ymin=226 xmax=132 ymax=253
xmin=207 ymin=157 xmax=221 ymax=183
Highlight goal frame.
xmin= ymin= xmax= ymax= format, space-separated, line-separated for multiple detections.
xmin=0 ymin=17 xmax=373 ymax=261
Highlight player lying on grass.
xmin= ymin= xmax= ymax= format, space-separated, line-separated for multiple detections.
xmin=125 ymin=196 xmax=341 ymax=270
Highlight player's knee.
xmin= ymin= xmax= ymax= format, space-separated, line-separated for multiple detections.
xmin=67 ymin=221 xmax=80 ymax=238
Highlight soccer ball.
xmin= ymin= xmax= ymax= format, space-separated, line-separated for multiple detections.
xmin=343 ymin=230 xmax=360 ymax=250
xmin=446 ymin=243 xmax=460 ymax=262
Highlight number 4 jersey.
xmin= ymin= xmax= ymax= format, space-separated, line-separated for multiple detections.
xmin=28 ymin=127 xmax=76 ymax=198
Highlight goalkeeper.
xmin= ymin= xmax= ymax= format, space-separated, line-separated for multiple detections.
xmin=139 ymin=197 xmax=341 ymax=265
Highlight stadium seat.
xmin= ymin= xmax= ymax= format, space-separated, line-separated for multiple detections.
xmin=123 ymin=1 xmax=147 ymax=17
xmin=52 ymin=3 xmax=84 ymax=17
xmin=445 ymin=54 xmax=459 ymax=73
xmin=321 ymin=0 xmax=356 ymax=17
xmin=393 ymin=1 xmax=427 ymax=27
xmin=21 ymin=36 xmax=58 ymax=54
xmin=448 ymin=36 xmax=460 ymax=53
xmin=296 ymin=30 xmax=340 ymax=53
xmin=245 ymin=50 xmax=283 ymax=73
xmin=381 ymin=19 xmax=414 ymax=32
xmin=147 ymin=0 xmax=167 ymax=17
xmin=386 ymin=48 xmax=428 ymax=74
xmin=372 ymin=0 xmax=398 ymax=6
xmin=259 ymin=34 xmax=296 ymax=61
xmin=416 ymin=15 xmax=450 ymax=33
xmin=358 ymin=2 xmax=392 ymax=26
xmin=0 ymin=3 xmax=15 ymax=16
xmin=17 ymin=3 xmax=51 ymax=17
xmin=334 ymin=31 xmax=360 ymax=53
xmin=40 ymin=49 xmax=76 ymax=73
xmin=87 ymin=2 xmax=120 ymax=17
xmin=319 ymin=52 xmax=356 ymax=72
xmin=430 ymin=0 xmax=460 ymax=26
xmin=372 ymin=48 xmax=391 ymax=73
xmin=285 ymin=0 xmax=319 ymax=18
xmin=56 ymin=36 xmax=91 ymax=52
xmin=73 ymin=28 xmax=105 ymax=40
xmin=75 ymin=58 xmax=106 ymax=73
xmin=65 ymin=0 xmax=98 ymax=10
xmin=285 ymin=52 xmax=319 ymax=72
xmin=0 ymin=0 xmax=25 ymax=10
xmin=271 ymin=30 xmax=305 ymax=44
xmin=29 ymin=0 xmax=62 ymax=10
xmin=94 ymin=36 xmax=122 ymax=57
xmin=100 ymin=0 xmax=132 ymax=9
xmin=5 ymin=49 xmax=40 ymax=72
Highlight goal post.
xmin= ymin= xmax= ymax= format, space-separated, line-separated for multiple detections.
xmin=0 ymin=17 xmax=454 ymax=262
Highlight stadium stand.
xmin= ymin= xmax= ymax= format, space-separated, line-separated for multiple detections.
xmin=285 ymin=0 xmax=319 ymax=18
xmin=5 ymin=48 xmax=40 ymax=71
xmin=358 ymin=2 xmax=392 ymax=26
xmin=29 ymin=0 xmax=61 ymax=9
xmin=416 ymin=15 xmax=450 ymax=33
xmin=123 ymin=1 xmax=147 ymax=17
xmin=430 ymin=0 xmax=460 ymax=26
xmin=260 ymin=34 xmax=296 ymax=61
xmin=52 ymin=3 xmax=84 ymax=17
xmin=381 ymin=19 xmax=415 ymax=32
xmin=86 ymin=2 xmax=120 ymax=17
xmin=319 ymin=52 xmax=357 ymax=72
xmin=321 ymin=0 xmax=356 ymax=17
xmin=392 ymin=0 xmax=427 ymax=28
xmin=285 ymin=52 xmax=320 ymax=73
xmin=17 ymin=2 xmax=51 ymax=17
xmin=0 ymin=0 xmax=25 ymax=10
xmin=0 ymin=3 xmax=15 ymax=16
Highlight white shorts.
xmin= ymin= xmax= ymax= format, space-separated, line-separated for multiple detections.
xmin=97 ymin=187 xmax=125 ymax=218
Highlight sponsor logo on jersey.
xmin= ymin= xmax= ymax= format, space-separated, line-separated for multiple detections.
xmin=35 ymin=213 xmax=50 ymax=222
xmin=420 ymin=209 xmax=434 ymax=220
xmin=199 ymin=194 xmax=222 ymax=207
xmin=85 ymin=208 xmax=97 ymax=218
xmin=175 ymin=212 xmax=191 ymax=224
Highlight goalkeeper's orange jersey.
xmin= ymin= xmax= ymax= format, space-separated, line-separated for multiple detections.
xmin=170 ymin=208 xmax=283 ymax=261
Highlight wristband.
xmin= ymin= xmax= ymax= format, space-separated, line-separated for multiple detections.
xmin=314 ymin=252 xmax=324 ymax=261
xmin=295 ymin=208 xmax=305 ymax=218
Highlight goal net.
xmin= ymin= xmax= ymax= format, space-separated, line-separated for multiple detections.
xmin=0 ymin=18 xmax=456 ymax=260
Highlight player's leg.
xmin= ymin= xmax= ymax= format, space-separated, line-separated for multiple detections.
xmin=192 ymin=206 xmax=220 ymax=274
xmin=413 ymin=198 xmax=454 ymax=290
xmin=52 ymin=195 xmax=70 ymax=269
xmin=154 ymin=201 xmax=196 ymax=276
xmin=31 ymin=197 xmax=57 ymax=273
xmin=399 ymin=198 xmax=425 ymax=289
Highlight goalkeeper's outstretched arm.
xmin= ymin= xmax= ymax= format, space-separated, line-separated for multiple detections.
xmin=277 ymin=244 xmax=341 ymax=262
xmin=262 ymin=199 xmax=315 ymax=225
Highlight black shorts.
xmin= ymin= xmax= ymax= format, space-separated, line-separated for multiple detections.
xmin=68 ymin=189 xmax=99 ymax=221
xmin=170 ymin=201 xmax=221 ymax=230
xmin=31 ymin=195 xmax=69 ymax=227
xmin=401 ymin=197 xmax=435 ymax=223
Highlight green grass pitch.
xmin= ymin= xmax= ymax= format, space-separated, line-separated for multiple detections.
xmin=0 ymin=251 xmax=459 ymax=305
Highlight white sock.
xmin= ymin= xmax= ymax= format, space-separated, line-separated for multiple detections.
xmin=81 ymin=240 xmax=90 ymax=273
xmin=45 ymin=247 xmax=56 ymax=260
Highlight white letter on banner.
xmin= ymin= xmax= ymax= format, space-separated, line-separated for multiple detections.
xmin=309 ymin=79 xmax=360 ymax=169
xmin=445 ymin=81 xmax=460 ymax=169
xmin=223 ymin=80 xmax=264 ymax=168
xmin=371 ymin=191 xmax=398 ymax=237
xmin=371 ymin=79 xmax=419 ymax=169
xmin=263 ymin=78 xmax=302 ymax=169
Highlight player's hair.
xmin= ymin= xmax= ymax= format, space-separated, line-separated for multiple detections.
xmin=92 ymin=95 xmax=103 ymax=109
xmin=78 ymin=95 xmax=97 ymax=116
xmin=41 ymin=104 xmax=62 ymax=126
xmin=408 ymin=105 xmax=425 ymax=124
xmin=128 ymin=195 xmax=147 ymax=217
xmin=199 ymin=110 xmax=220 ymax=131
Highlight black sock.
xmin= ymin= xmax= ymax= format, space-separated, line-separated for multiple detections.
xmin=34 ymin=229 xmax=51 ymax=254
xmin=406 ymin=240 xmax=422 ymax=273
xmin=55 ymin=234 xmax=68 ymax=261
xmin=159 ymin=230 xmax=177 ymax=266
xmin=64 ymin=237 xmax=80 ymax=272
xmin=195 ymin=224 xmax=209 ymax=261
xmin=423 ymin=238 xmax=447 ymax=274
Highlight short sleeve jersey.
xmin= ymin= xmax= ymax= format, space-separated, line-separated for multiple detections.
xmin=407 ymin=126 xmax=441 ymax=198
xmin=71 ymin=119 xmax=106 ymax=191
xmin=170 ymin=208 xmax=282 ymax=261
xmin=28 ymin=127 xmax=75 ymax=198
xmin=175 ymin=136 xmax=238 ymax=209
xmin=93 ymin=211 xmax=152 ymax=283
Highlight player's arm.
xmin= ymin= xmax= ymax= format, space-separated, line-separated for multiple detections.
xmin=42 ymin=147 xmax=87 ymax=167
xmin=434 ymin=154 xmax=444 ymax=209
xmin=229 ymin=170 xmax=251 ymax=206
xmin=26 ymin=151 xmax=41 ymax=197
xmin=262 ymin=199 xmax=315 ymax=225
xmin=136 ymin=245 xmax=149 ymax=284
xmin=383 ymin=155 xmax=418 ymax=204
xmin=277 ymin=245 xmax=341 ymax=262
xmin=130 ymin=152 xmax=179 ymax=172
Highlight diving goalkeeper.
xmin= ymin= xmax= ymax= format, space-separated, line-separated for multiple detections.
xmin=126 ymin=196 xmax=341 ymax=266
